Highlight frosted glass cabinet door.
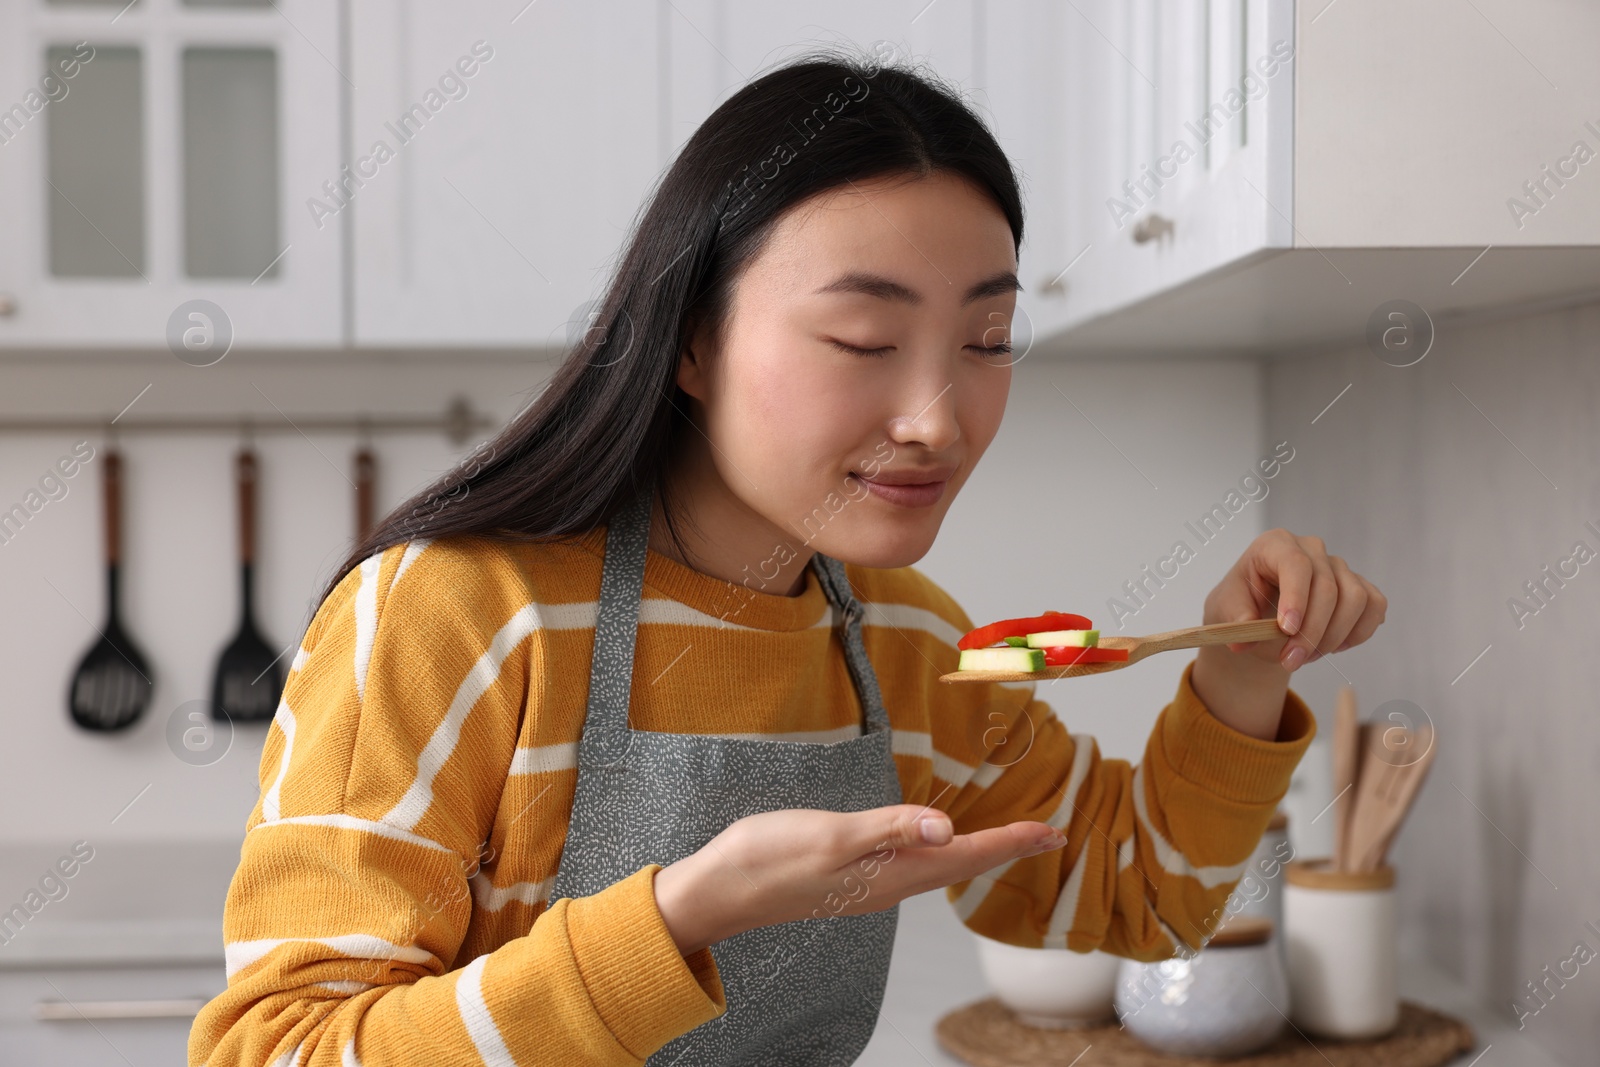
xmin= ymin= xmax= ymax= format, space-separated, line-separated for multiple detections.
xmin=44 ymin=45 xmax=146 ymax=278
xmin=0 ymin=0 xmax=343 ymax=348
xmin=181 ymin=47 xmax=280 ymax=280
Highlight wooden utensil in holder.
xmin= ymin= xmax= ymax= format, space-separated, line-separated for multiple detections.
xmin=1330 ymin=687 xmax=1438 ymax=872
xmin=1346 ymin=724 xmax=1437 ymax=872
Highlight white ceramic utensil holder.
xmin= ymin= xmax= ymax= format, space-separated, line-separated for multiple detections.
xmin=1284 ymin=859 xmax=1399 ymax=1039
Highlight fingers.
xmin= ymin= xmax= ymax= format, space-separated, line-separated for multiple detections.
xmin=1259 ymin=529 xmax=1313 ymax=638
xmin=1305 ymin=556 xmax=1368 ymax=661
xmin=803 ymin=809 xmax=1067 ymax=918
xmin=1283 ymin=535 xmax=1339 ymax=670
xmin=847 ymin=807 xmax=1064 ymax=869
xmin=1334 ymin=573 xmax=1388 ymax=652
xmin=848 ymin=804 xmax=958 ymax=856
xmin=1247 ymin=530 xmax=1387 ymax=668
xmin=909 ymin=821 xmax=1068 ymax=893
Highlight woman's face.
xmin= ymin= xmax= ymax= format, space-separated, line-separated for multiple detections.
xmin=675 ymin=168 xmax=1016 ymax=579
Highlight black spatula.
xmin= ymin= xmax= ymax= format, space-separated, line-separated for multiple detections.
xmin=210 ymin=448 xmax=282 ymax=723
xmin=68 ymin=447 xmax=154 ymax=732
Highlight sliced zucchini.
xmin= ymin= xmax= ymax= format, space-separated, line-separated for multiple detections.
xmin=958 ymin=646 xmax=1046 ymax=672
xmin=1025 ymin=629 xmax=1099 ymax=648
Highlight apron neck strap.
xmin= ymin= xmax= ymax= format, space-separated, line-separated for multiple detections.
xmin=580 ymin=482 xmax=892 ymax=763
xmin=810 ymin=550 xmax=892 ymax=735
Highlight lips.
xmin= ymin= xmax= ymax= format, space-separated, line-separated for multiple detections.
xmin=854 ymin=467 xmax=957 ymax=487
xmin=849 ymin=467 xmax=954 ymax=509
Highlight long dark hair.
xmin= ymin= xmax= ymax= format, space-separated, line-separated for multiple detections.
xmin=318 ymin=44 xmax=1025 ymax=608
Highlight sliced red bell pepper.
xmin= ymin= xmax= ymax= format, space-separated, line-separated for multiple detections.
xmin=958 ymin=611 xmax=1094 ymax=650
xmin=1042 ymin=645 xmax=1129 ymax=666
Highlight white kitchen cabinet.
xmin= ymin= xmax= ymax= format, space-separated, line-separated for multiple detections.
xmin=1044 ymin=0 xmax=1600 ymax=355
xmin=663 ymin=0 xmax=1294 ymax=361
xmin=346 ymin=0 xmax=663 ymax=347
xmin=0 ymin=0 xmax=345 ymax=348
xmin=0 ymin=962 xmax=225 ymax=1067
xmin=666 ymin=0 xmax=1075 ymax=350
xmin=1036 ymin=0 xmax=1295 ymax=339
xmin=347 ymin=0 xmax=1011 ymax=348
xmin=666 ymin=0 xmax=982 ymax=128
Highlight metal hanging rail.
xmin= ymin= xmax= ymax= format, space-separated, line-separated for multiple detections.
xmin=0 ymin=397 xmax=496 ymax=445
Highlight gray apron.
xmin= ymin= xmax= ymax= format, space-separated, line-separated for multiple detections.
xmin=547 ymin=483 xmax=903 ymax=1065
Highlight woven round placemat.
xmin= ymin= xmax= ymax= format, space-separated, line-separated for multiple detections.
xmin=935 ymin=999 xmax=1476 ymax=1067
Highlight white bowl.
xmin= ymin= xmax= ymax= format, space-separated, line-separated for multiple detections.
xmin=971 ymin=931 xmax=1122 ymax=1029
xmin=1115 ymin=938 xmax=1290 ymax=1056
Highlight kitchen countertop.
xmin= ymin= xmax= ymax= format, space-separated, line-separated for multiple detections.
xmin=0 ymin=839 xmax=236 ymax=969
xmin=858 ymin=888 xmax=1571 ymax=1067
xmin=0 ymin=840 xmax=1568 ymax=1065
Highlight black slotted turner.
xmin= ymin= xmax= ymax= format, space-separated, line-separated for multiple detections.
xmin=68 ymin=447 xmax=154 ymax=732
xmin=210 ymin=448 xmax=283 ymax=722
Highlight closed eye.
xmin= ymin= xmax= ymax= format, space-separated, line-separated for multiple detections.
xmin=830 ymin=339 xmax=893 ymax=358
xmin=830 ymin=339 xmax=1014 ymax=359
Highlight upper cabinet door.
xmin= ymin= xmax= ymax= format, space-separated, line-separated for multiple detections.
xmin=347 ymin=1 xmax=662 ymax=347
xmin=669 ymin=0 xmax=1060 ymax=345
xmin=1049 ymin=0 xmax=1294 ymax=336
xmin=0 ymin=0 xmax=344 ymax=348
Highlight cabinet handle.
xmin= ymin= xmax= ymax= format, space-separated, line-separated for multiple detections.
xmin=33 ymin=997 xmax=208 ymax=1021
xmin=0 ymin=293 xmax=16 ymax=317
xmin=1131 ymin=214 xmax=1174 ymax=244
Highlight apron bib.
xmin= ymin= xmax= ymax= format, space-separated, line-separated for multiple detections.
xmin=547 ymin=483 xmax=902 ymax=1065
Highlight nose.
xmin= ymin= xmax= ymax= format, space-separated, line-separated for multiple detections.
xmin=887 ymin=377 xmax=961 ymax=452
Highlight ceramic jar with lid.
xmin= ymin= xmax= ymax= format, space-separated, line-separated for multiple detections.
xmin=1284 ymin=859 xmax=1399 ymax=1039
xmin=1227 ymin=809 xmax=1292 ymax=932
xmin=1114 ymin=915 xmax=1289 ymax=1057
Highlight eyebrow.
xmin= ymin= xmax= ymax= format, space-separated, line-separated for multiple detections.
xmin=813 ymin=269 xmax=1023 ymax=307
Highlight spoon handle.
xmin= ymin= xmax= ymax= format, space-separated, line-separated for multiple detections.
xmin=1119 ymin=618 xmax=1284 ymax=658
xmin=1332 ymin=686 xmax=1360 ymax=871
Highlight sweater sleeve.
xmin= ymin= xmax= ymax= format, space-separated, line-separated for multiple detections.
xmin=939 ymin=659 xmax=1314 ymax=960
xmin=188 ymin=539 xmax=726 ymax=1067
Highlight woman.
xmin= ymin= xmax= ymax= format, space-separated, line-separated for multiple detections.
xmin=191 ymin=48 xmax=1384 ymax=1067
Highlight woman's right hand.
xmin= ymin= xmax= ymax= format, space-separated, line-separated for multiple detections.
xmin=652 ymin=805 xmax=1067 ymax=956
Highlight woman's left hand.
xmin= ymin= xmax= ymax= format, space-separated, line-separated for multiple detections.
xmin=1190 ymin=528 xmax=1388 ymax=740
xmin=1205 ymin=527 xmax=1388 ymax=673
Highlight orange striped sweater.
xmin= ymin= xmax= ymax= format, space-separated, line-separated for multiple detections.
xmin=189 ymin=527 xmax=1315 ymax=1066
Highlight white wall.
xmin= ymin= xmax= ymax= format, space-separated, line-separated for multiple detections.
xmin=1263 ymin=297 xmax=1600 ymax=1066
xmin=925 ymin=355 xmax=1271 ymax=764
xmin=0 ymin=353 xmax=545 ymax=845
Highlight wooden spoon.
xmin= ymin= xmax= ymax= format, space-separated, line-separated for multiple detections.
xmin=1331 ymin=686 xmax=1360 ymax=870
xmin=938 ymin=618 xmax=1284 ymax=683
xmin=1351 ymin=725 xmax=1437 ymax=872
xmin=1343 ymin=725 xmax=1394 ymax=873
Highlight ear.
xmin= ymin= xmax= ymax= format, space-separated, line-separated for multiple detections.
xmin=676 ymin=316 xmax=713 ymax=402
